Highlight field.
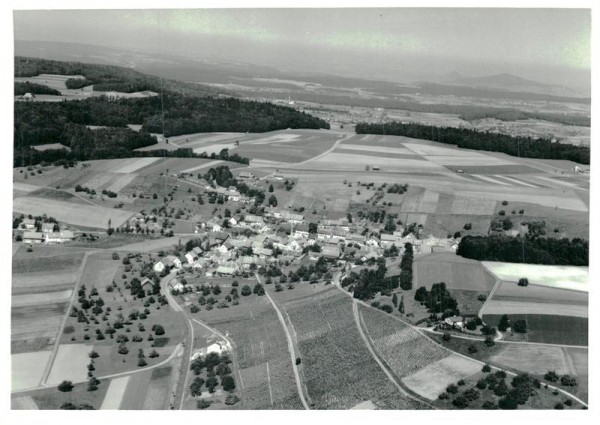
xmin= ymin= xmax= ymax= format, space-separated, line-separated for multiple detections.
xmin=414 ymin=253 xmax=497 ymax=292
xmin=100 ymin=376 xmax=130 ymax=409
xmin=13 ymin=196 xmax=135 ymax=228
xmin=46 ymin=343 xmax=92 ymax=385
xmin=12 ymin=250 xmax=86 ymax=354
xmin=482 ymin=262 xmax=588 ymax=291
xmin=12 ymin=351 xmax=52 ymax=391
xmin=482 ymin=300 xmax=587 ymax=318
xmin=483 ymin=314 xmax=587 ymax=346
xmin=491 ymin=280 xmax=588 ymax=305
xmin=401 ymin=354 xmax=482 ymax=400
xmin=282 ymin=288 xmax=423 ymax=409
xmin=194 ymin=294 xmax=303 ymax=409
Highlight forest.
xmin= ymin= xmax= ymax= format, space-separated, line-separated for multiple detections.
xmin=15 ymin=82 xmax=62 ymax=96
xmin=456 ymin=235 xmax=588 ymax=266
xmin=355 ymin=121 xmax=590 ymax=164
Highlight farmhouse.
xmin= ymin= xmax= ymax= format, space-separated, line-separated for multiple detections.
xmin=238 ymin=171 xmax=255 ymax=179
xmin=215 ymin=264 xmax=238 ymax=275
xmin=20 ymin=218 xmax=36 ymax=230
xmin=45 ymin=230 xmax=74 ymax=244
xmin=22 ymin=231 xmax=44 ymax=244
xmin=380 ymin=233 xmax=397 ymax=248
xmin=153 ymin=255 xmax=182 ymax=273
xmin=141 ymin=278 xmax=154 ymax=292
xmin=41 ymin=222 xmax=57 ymax=233
xmin=319 ymin=245 xmax=341 ymax=260
xmin=444 ymin=316 xmax=465 ymax=330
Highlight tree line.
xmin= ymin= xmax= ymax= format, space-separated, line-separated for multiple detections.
xmin=15 ymin=82 xmax=62 ymax=96
xmin=355 ymin=121 xmax=590 ymax=164
xmin=457 ymin=235 xmax=588 ymax=266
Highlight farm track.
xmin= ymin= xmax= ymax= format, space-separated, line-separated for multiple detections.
xmin=262 ymin=279 xmax=310 ymax=409
xmin=478 ymin=278 xmax=502 ymax=320
xmin=352 ymin=300 xmax=433 ymax=409
xmin=38 ymin=250 xmax=99 ymax=387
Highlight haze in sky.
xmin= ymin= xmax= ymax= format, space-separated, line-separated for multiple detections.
xmin=13 ymin=8 xmax=591 ymax=90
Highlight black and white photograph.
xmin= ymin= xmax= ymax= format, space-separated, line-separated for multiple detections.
xmin=2 ymin=0 xmax=597 ymax=419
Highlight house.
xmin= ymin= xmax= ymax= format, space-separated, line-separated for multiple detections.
xmin=22 ymin=231 xmax=44 ymax=244
xmin=444 ymin=316 xmax=465 ymax=330
xmin=253 ymin=247 xmax=273 ymax=258
xmin=238 ymin=171 xmax=255 ymax=179
xmin=244 ymin=215 xmax=264 ymax=226
xmin=380 ymin=233 xmax=397 ymax=248
xmin=169 ymin=281 xmax=186 ymax=292
xmin=190 ymin=340 xmax=231 ymax=360
xmin=41 ymin=222 xmax=57 ymax=234
xmin=228 ymin=217 xmax=238 ymax=226
xmin=366 ymin=238 xmax=380 ymax=248
xmin=319 ymin=245 xmax=341 ymax=260
xmin=23 ymin=92 xmax=34 ymax=101
xmin=21 ymin=218 xmax=36 ymax=230
xmin=153 ymin=255 xmax=182 ymax=273
xmin=206 ymin=220 xmax=222 ymax=232
xmin=141 ymin=278 xmax=154 ymax=292
xmin=216 ymin=244 xmax=228 ymax=254
xmin=185 ymin=251 xmax=199 ymax=264
xmin=216 ymin=265 xmax=238 ymax=275
xmin=240 ymin=256 xmax=266 ymax=269
xmin=45 ymin=230 xmax=74 ymax=244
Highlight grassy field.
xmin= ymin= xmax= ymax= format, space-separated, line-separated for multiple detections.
xmin=12 ymin=351 xmax=52 ymax=391
xmin=282 ymin=288 xmax=423 ymax=409
xmin=492 ymin=281 xmax=588 ymax=305
xmin=13 ymin=196 xmax=135 ymax=229
xmin=482 ymin=262 xmax=588 ymax=292
xmin=414 ymin=253 xmax=497 ymax=292
xmin=25 ymin=379 xmax=110 ymax=410
xmin=483 ymin=314 xmax=587 ymax=346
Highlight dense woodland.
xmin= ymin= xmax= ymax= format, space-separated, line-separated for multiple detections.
xmin=457 ymin=235 xmax=588 ymax=266
xmin=14 ymin=58 xmax=329 ymax=166
xmin=15 ymin=82 xmax=62 ymax=96
xmin=355 ymin=121 xmax=590 ymax=164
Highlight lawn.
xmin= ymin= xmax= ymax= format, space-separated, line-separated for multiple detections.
xmin=482 ymin=262 xmax=588 ymax=292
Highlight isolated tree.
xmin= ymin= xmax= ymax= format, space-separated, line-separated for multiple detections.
xmin=513 ymin=319 xmax=528 ymax=333
xmin=222 ymin=375 xmax=236 ymax=392
xmin=497 ymin=314 xmax=510 ymax=332
xmin=241 ymin=285 xmax=252 ymax=296
xmin=268 ymin=184 xmax=274 ymax=193
xmin=58 ymin=380 xmax=74 ymax=392
xmin=518 ymin=278 xmax=529 ymax=287
xmin=398 ymin=295 xmax=405 ymax=314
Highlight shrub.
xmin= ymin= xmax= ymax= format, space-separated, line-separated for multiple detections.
xmin=58 ymin=380 xmax=74 ymax=392
xmin=544 ymin=371 xmax=559 ymax=382
xmin=554 ymin=402 xmax=564 ymax=410
xmin=560 ymin=375 xmax=577 ymax=387
xmin=446 ymin=384 xmax=458 ymax=394
xmin=482 ymin=364 xmax=492 ymax=373
xmin=468 ymin=344 xmax=478 ymax=354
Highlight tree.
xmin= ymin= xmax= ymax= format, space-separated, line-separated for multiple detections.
xmin=268 ymin=195 xmax=278 ymax=207
xmin=560 ymin=375 xmax=577 ymax=387
xmin=518 ymin=278 xmax=529 ymax=287
xmin=544 ymin=371 xmax=559 ymax=382
xmin=392 ymin=293 xmax=398 ymax=307
xmin=190 ymin=377 xmax=205 ymax=397
xmin=498 ymin=314 xmax=510 ymax=332
xmin=241 ymin=285 xmax=252 ymax=296
xmin=268 ymin=184 xmax=274 ymax=193
xmin=482 ymin=364 xmax=492 ymax=373
xmin=513 ymin=319 xmax=528 ymax=333
xmin=398 ymin=295 xmax=405 ymax=314
xmin=222 ymin=375 xmax=236 ymax=392
xmin=58 ymin=380 xmax=74 ymax=392
xmin=308 ymin=222 xmax=318 ymax=234
xmin=253 ymin=283 xmax=265 ymax=296
xmin=152 ymin=324 xmax=165 ymax=335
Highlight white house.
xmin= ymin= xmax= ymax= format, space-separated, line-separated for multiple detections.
xmin=444 ymin=316 xmax=465 ymax=330
xmin=45 ymin=230 xmax=74 ymax=244
xmin=153 ymin=255 xmax=182 ymax=273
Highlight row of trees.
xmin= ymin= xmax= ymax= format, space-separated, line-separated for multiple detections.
xmin=457 ymin=235 xmax=588 ymax=266
xmin=399 ymin=242 xmax=414 ymax=290
xmin=355 ymin=121 xmax=590 ymax=164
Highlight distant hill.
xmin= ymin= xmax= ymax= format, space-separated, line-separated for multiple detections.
xmin=455 ymin=73 xmax=551 ymax=88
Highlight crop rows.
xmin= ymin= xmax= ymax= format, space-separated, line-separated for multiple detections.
xmin=358 ymin=304 xmax=449 ymax=378
xmin=451 ymin=195 xmax=496 ymax=215
xmin=284 ymin=288 xmax=424 ymax=409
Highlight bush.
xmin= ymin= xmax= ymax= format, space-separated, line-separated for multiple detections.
xmin=58 ymin=380 xmax=74 ymax=392
xmin=560 ymin=375 xmax=577 ymax=387
xmin=482 ymin=364 xmax=492 ymax=373
xmin=554 ymin=402 xmax=564 ymax=410
xmin=513 ymin=319 xmax=528 ymax=333
xmin=518 ymin=278 xmax=529 ymax=287
xmin=197 ymin=399 xmax=212 ymax=409
xmin=442 ymin=332 xmax=451 ymax=341
xmin=484 ymin=336 xmax=495 ymax=346
xmin=544 ymin=370 xmax=559 ymax=382
xmin=476 ymin=379 xmax=487 ymax=390
xmin=225 ymin=394 xmax=240 ymax=405
xmin=446 ymin=384 xmax=458 ymax=394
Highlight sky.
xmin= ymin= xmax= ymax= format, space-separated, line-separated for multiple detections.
xmin=13 ymin=8 xmax=591 ymax=88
